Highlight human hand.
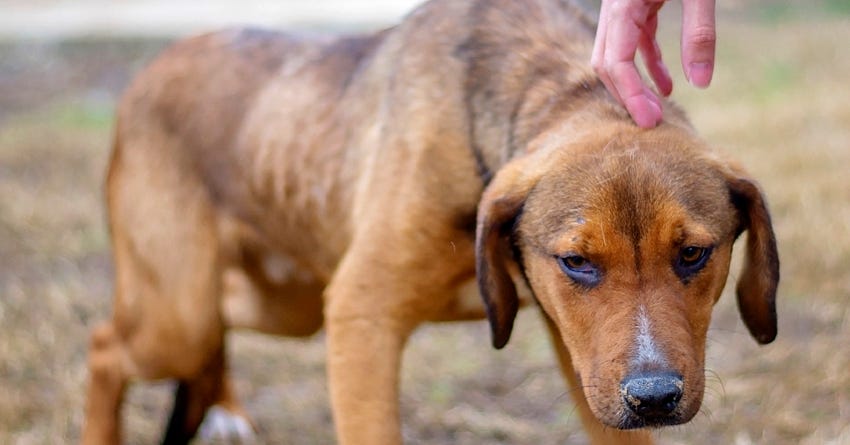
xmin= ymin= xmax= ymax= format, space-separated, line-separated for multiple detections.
xmin=591 ymin=0 xmax=716 ymax=128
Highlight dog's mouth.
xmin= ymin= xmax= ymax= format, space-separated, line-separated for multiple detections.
xmin=588 ymin=394 xmax=693 ymax=430
xmin=617 ymin=409 xmax=687 ymax=430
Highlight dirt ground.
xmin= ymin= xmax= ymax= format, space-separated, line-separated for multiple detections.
xmin=1 ymin=3 xmax=849 ymax=445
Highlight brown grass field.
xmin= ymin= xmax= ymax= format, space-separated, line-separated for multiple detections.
xmin=1 ymin=4 xmax=848 ymax=445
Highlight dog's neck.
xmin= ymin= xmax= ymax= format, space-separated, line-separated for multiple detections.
xmin=455 ymin=0 xmax=683 ymax=182
xmin=466 ymin=67 xmax=651 ymax=183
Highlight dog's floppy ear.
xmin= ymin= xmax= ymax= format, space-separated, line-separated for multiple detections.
xmin=476 ymin=156 xmax=543 ymax=349
xmin=727 ymin=171 xmax=780 ymax=344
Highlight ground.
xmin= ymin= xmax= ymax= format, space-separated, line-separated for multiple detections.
xmin=0 ymin=3 xmax=849 ymax=445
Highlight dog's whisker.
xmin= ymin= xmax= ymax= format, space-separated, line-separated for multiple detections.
xmin=696 ymin=405 xmax=716 ymax=426
xmin=703 ymin=369 xmax=727 ymax=399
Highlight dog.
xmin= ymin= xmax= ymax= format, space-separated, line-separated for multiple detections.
xmin=82 ymin=0 xmax=779 ymax=443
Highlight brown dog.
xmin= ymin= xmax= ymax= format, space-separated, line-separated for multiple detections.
xmin=82 ymin=0 xmax=779 ymax=444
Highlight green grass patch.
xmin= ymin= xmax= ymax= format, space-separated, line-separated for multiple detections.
xmin=1 ymin=100 xmax=114 ymax=136
xmin=49 ymin=101 xmax=115 ymax=130
xmin=755 ymin=60 xmax=799 ymax=102
xmin=824 ymin=0 xmax=850 ymax=14
xmin=749 ymin=0 xmax=850 ymax=22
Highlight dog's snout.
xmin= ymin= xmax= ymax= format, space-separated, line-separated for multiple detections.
xmin=620 ymin=371 xmax=683 ymax=419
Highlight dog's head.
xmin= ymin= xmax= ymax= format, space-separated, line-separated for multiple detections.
xmin=476 ymin=123 xmax=778 ymax=429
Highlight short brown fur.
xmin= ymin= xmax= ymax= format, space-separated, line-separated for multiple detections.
xmin=82 ymin=0 xmax=779 ymax=444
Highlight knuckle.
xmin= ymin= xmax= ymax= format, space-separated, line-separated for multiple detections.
xmin=591 ymin=55 xmax=608 ymax=73
xmin=591 ymin=58 xmax=605 ymax=73
xmin=608 ymin=1 xmax=626 ymax=15
xmin=609 ymin=60 xmax=636 ymax=78
xmin=608 ymin=0 xmax=634 ymax=17
xmin=687 ymin=27 xmax=717 ymax=48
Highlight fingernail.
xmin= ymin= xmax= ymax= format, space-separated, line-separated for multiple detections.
xmin=635 ymin=101 xmax=662 ymax=129
xmin=650 ymin=100 xmax=663 ymax=127
xmin=687 ymin=62 xmax=713 ymax=88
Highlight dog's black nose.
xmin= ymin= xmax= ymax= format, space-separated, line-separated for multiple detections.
xmin=620 ymin=371 xmax=683 ymax=418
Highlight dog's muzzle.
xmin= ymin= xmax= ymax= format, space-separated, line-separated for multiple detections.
xmin=619 ymin=371 xmax=684 ymax=428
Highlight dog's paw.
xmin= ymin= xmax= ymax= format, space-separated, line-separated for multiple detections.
xmin=198 ymin=405 xmax=257 ymax=443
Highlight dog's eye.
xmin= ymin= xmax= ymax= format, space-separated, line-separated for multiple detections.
xmin=557 ymin=255 xmax=601 ymax=288
xmin=680 ymin=246 xmax=707 ymax=266
xmin=680 ymin=246 xmax=705 ymax=264
xmin=563 ymin=255 xmax=587 ymax=269
xmin=674 ymin=246 xmax=712 ymax=280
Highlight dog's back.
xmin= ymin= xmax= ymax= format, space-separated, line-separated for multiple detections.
xmin=110 ymin=28 xmax=391 ymax=273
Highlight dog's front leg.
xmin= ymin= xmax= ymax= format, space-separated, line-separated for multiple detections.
xmin=324 ymin=257 xmax=420 ymax=445
xmin=326 ymin=314 xmax=409 ymax=444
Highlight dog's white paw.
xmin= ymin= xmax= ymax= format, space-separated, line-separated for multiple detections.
xmin=198 ymin=405 xmax=257 ymax=443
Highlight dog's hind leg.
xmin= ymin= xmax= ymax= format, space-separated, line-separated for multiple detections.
xmin=162 ymin=347 xmax=256 ymax=445
xmin=161 ymin=352 xmax=224 ymax=445
xmin=83 ymin=226 xmax=230 ymax=445
xmin=161 ymin=341 xmax=255 ymax=445
xmin=82 ymin=322 xmax=129 ymax=445
xmin=542 ymin=313 xmax=654 ymax=445
xmin=83 ymin=128 xmax=245 ymax=444
xmin=196 ymin=383 xmax=256 ymax=444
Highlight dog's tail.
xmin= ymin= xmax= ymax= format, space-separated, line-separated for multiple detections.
xmin=161 ymin=382 xmax=199 ymax=445
xmin=160 ymin=351 xmax=226 ymax=445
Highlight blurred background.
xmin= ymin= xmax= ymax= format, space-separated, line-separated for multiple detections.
xmin=1 ymin=1 xmax=848 ymax=444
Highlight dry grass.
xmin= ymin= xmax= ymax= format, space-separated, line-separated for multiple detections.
xmin=1 ymin=11 xmax=848 ymax=445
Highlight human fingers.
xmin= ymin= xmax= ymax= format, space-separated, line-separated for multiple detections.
xmin=604 ymin=1 xmax=663 ymax=127
xmin=638 ymin=9 xmax=673 ymax=97
xmin=681 ymin=0 xmax=716 ymax=88
xmin=592 ymin=0 xmax=625 ymax=106
xmin=607 ymin=56 xmax=663 ymax=128
xmin=591 ymin=0 xmax=611 ymax=68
